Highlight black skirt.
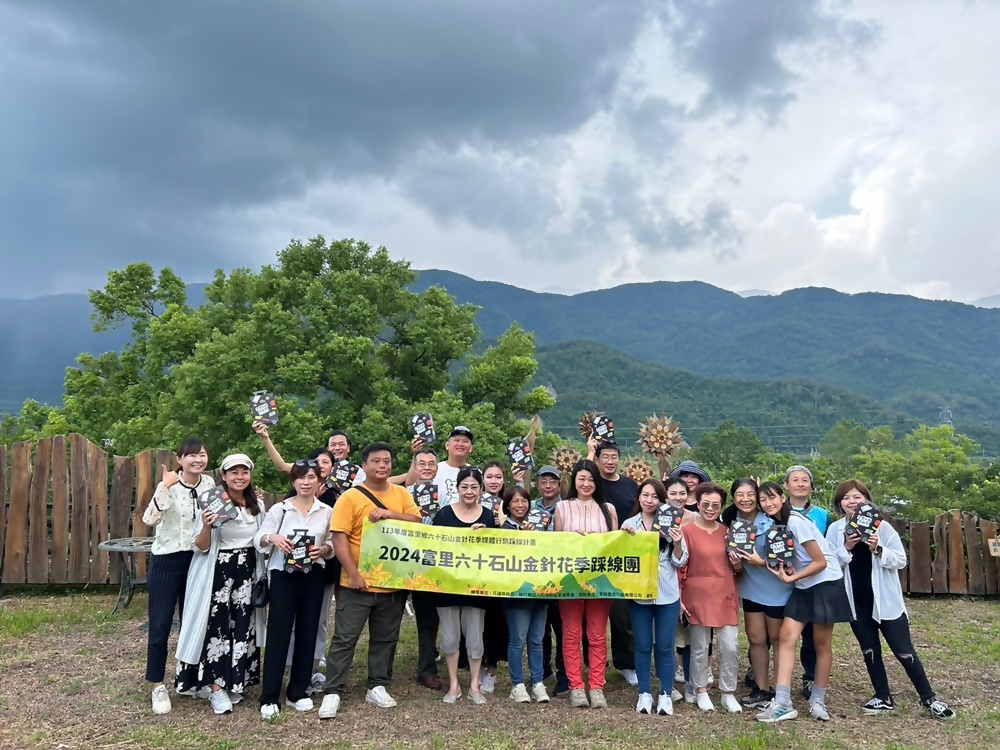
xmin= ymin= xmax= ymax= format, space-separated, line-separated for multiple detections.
xmin=784 ymin=578 xmax=854 ymax=625
xmin=175 ymin=547 xmax=261 ymax=694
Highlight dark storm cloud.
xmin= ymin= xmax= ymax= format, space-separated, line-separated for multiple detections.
xmin=0 ymin=0 xmax=650 ymax=294
xmin=0 ymin=0 xmax=878 ymax=296
xmin=661 ymin=0 xmax=879 ymax=122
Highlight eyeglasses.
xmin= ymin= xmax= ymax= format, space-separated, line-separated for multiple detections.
xmin=294 ymin=459 xmax=319 ymax=468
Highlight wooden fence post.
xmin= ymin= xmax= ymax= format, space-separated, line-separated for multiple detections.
xmin=907 ymin=521 xmax=932 ymax=593
xmin=948 ymin=510 xmax=968 ymax=595
xmin=0 ymin=445 xmax=9 ymax=587
xmin=27 ymin=438 xmax=52 ymax=584
xmin=69 ymin=434 xmax=91 ymax=584
xmin=88 ymin=441 xmax=110 ymax=584
xmin=108 ymin=456 xmax=135 ymax=584
xmin=965 ymin=513 xmax=986 ymax=596
xmin=2 ymin=442 xmax=32 ymax=585
xmin=50 ymin=436 xmax=70 ymax=583
xmin=982 ymin=520 xmax=999 ymax=596
xmin=931 ymin=513 xmax=949 ymax=594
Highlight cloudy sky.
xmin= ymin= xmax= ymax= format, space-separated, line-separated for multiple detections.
xmin=2 ymin=0 xmax=998 ymax=301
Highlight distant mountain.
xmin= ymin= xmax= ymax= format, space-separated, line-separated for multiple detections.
xmin=4 ymin=270 xmax=1000 ymax=452
xmin=973 ymin=294 xmax=1000 ymax=309
xmin=530 ymin=341 xmax=1000 ymax=452
xmin=0 ymin=285 xmax=208 ymax=414
xmin=412 ymin=270 xmax=1000 ymax=440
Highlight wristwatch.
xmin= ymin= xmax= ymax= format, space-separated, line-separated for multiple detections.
xmin=875 ymin=544 xmax=884 ymax=557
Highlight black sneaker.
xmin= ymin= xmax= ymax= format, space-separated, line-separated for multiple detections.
xmin=863 ymin=696 xmax=895 ymax=715
xmin=923 ymin=698 xmax=955 ymax=721
xmin=741 ymin=689 xmax=771 ymax=709
xmin=801 ymin=677 xmax=813 ymax=700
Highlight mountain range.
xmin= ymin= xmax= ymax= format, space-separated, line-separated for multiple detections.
xmin=3 ymin=270 xmax=1000 ymax=452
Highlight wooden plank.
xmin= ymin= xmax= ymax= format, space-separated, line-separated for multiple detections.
xmin=888 ymin=516 xmax=909 ymax=591
xmin=49 ymin=436 xmax=69 ymax=583
xmin=27 ymin=438 xmax=52 ymax=584
xmin=2 ymin=442 xmax=32 ymax=584
xmin=948 ymin=510 xmax=968 ymax=595
xmin=982 ymin=520 xmax=999 ymax=596
xmin=69 ymin=433 xmax=91 ymax=583
xmin=108 ymin=456 xmax=135 ymax=584
xmin=133 ymin=450 xmax=155 ymax=579
xmin=908 ymin=521 xmax=932 ymax=593
xmin=965 ymin=513 xmax=986 ymax=596
xmin=931 ymin=513 xmax=949 ymax=594
xmin=0 ymin=445 xmax=8 ymax=587
xmin=89 ymin=441 xmax=110 ymax=584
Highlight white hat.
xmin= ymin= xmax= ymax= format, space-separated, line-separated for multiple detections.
xmin=220 ymin=453 xmax=255 ymax=472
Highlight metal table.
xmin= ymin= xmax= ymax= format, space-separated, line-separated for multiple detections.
xmin=98 ymin=537 xmax=155 ymax=614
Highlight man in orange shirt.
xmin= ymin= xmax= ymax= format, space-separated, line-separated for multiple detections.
xmin=318 ymin=442 xmax=422 ymax=720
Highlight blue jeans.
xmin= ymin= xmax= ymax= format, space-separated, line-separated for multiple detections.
xmin=629 ymin=599 xmax=680 ymax=695
xmin=505 ymin=604 xmax=547 ymax=686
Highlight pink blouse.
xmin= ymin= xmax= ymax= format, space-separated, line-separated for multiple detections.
xmin=555 ymin=499 xmax=614 ymax=534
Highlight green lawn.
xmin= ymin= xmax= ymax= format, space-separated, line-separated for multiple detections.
xmin=0 ymin=593 xmax=996 ymax=750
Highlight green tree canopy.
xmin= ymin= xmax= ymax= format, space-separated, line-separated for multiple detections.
xmin=8 ymin=238 xmax=555 ymax=488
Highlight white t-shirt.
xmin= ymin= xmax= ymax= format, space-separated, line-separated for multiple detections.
xmin=434 ymin=462 xmax=462 ymax=507
xmin=354 ymin=467 xmax=367 ymax=485
xmin=787 ymin=513 xmax=844 ymax=589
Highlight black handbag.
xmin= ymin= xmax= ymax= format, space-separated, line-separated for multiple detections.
xmin=251 ymin=573 xmax=270 ymax=608
xmin=252 ymin=507 xmax=287 ymax=608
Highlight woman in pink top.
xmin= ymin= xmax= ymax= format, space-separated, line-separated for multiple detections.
xmin=681 ymin=483 xmax=742 ymax=714
xmin=554 ymin=459 xmax=619 ymax=711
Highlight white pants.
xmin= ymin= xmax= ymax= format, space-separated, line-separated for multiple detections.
xmin=437 ymin=606 xmax=485 ymax=660
xmin=691 ymin=624 xmax=738 ymax=692
xmin=287 ymin=583 xmax=337 ymax=666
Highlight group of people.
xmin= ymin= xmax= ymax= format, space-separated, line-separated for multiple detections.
xmin=141 ymin=423 xmax=956 ymax=725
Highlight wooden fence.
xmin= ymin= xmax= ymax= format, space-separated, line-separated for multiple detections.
xmin=0 ymin=435 xmax=276 ymax=587
xmin=0 ymin=435 xmax=998 ymax=593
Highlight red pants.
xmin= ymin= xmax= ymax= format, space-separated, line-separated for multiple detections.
xmin=559 ymin=599 xmax=612 ymax=690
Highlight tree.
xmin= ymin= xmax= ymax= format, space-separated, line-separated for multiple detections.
xmin=856 ymin=425 xmax=985 ymax=520
xmin=11 ymin=238 xmax=555 ymax=488
xmin=693 ymin=419 xmax=779 ymax=481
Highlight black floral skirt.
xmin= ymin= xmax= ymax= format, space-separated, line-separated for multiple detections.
xmin=175 ymin=547 xmax=260 ymax=695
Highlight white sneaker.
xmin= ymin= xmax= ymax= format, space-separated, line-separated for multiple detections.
xmin=531 ymin=682 xmax=550 ymax=703
xmin=674 ymin=665 xmax=685 ymax=684
xmin=657 ymin=693 xmax=674 ymax=716
xmin=721 ymin=693 xmax=742 ymax=713
xmin=684 ymin=684 xmax=697 ymax=704
xmin=696 ymin=692 xmax=715 ymax=712
xmin=671 ymin=687 xmax=683 ymax=702
xmin=620 ymin=669 xmax=639 ymax=686
xmin=365 ymin=686 xmax=397 ymax=708
xmin=286 ymin=697 xmax=314 ymax=712
xmin=479 ymin=673 xmax=496 ymax=694
xmin=151 ymin=685 xmax=171 ymax=715
xmin=510 ymin=684 xmax=531 ymax=703
xmin=260 ymin=703 xmax=280 ymax=721
xmin=227 ymin=691 xmax=243 ymax=705
xmin=636 ymin=692 xmax=654 ymax=714
xmin=210 ymin=689 xmax=233 ymax=715
xmin=318 ymin=693 xmax=340 ymax=720
xmin=708 ymin=669 xmax=715 ymax=686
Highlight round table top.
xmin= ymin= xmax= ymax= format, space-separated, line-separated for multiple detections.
xmin=98 ymin=537 xmax=156 ymax=553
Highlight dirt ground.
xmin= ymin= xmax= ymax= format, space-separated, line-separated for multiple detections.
xmin=0 ymin=593 xmax=997 ymax=750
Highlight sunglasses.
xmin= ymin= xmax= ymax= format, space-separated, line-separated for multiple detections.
xmin=294 ymin=459 xmax=319 ymax=469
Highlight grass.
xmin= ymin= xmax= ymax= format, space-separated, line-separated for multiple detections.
xmin=0 ymin=593 xmax=997 ymax=749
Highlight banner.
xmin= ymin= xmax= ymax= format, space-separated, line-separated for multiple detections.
xmin=357 ymin=519 xmax=659 ymax=600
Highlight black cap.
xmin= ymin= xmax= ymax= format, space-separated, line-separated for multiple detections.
xmin=449 ymin=425 xmax=475 ymax=442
